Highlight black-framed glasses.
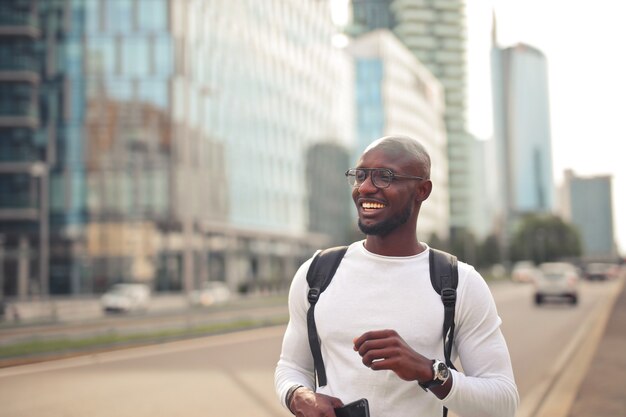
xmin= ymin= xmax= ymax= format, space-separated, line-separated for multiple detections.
xmin=345 ymin=168 xmax=424 ymax=189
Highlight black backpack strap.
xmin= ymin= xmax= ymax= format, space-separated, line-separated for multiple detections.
xmin=429 ymin=248 xmax=459 ymax=370
xmin=306 ymin=246 xmax=348 ymax=387
xmin=429 ymin=248 xmax=459 ymax=417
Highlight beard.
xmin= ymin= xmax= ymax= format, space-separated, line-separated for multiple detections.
xmin=358 ymin=203 xmax=412 ymax=237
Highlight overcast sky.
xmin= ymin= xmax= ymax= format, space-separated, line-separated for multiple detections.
xmin=467 ymin=0 xmax=626 ymax=254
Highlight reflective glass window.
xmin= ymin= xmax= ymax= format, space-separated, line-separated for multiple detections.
xmin=153 ymin=36 xmax=173 ymax=76
xmin=107 ymin=0 xmax=132 ymax=33
xmin=84 ymin=0 xmax=100 ymax=34
xmin=139 ymin=80 xmax=168 ymax=108
xmin=50 ymin=174 xmax=64 ymax=211
xmin=123 ymin=36 xmax=149 ymax=76
xmin=107 ymin=79 xmax=133 ymax=102
xmin=138 ymin=0 xmax=167 ymax=31
xmin=86 ymin=36 xmax=115 ymax=75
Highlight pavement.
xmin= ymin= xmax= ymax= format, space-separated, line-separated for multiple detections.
xmin=527 ymin=273 xmax=626 ymax=417
xmin=567 ymin=275 xmax=626 ymax=417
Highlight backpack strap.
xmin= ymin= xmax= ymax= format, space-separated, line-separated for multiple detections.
xmin=306 ymin=246 xmax=348 ymax=387
xmin=429 ymin=248 xmax=459 ymax=417
xmin=429 ymin=248 xmax=459 ymax=370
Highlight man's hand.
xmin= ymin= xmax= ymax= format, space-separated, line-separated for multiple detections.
xmin=289 ymin=387 xmax=344 ymax=417
xmin=353 ymin=329 xmax=432 ymax=382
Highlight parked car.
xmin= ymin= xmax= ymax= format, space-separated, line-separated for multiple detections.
xmin=189 ymin=281 xmax=231 ymax=307
xmin=101 ymin=283 xmax=151 ymax=313
xmin=534 ymin=262 xmax=579 ymax=305
xmin=584 ymin=262 xmax=617 ymax=281
xmin=511 ymin=260 xmax=539 ymax=283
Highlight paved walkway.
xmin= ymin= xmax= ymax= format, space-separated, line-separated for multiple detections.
xmin=568 ymin=277 xmax=626 ymax=417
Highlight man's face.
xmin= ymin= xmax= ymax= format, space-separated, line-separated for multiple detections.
xmin=351 ymin=148 xmax=421 ymax=237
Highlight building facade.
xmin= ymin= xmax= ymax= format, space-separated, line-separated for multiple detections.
xmin=561 ymin=170 xmax=616 ymax=260
xmin=347 ymin=29 xmax=449 ymax=241
xmin=351 ymin=0 xmax=474 ymax=237
xmin=491 ymin=42 xmax=555 ymax=247
xmin=0 ymin=0 xmax=354 ymax=298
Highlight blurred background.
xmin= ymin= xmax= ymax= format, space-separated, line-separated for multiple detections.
xmin=0 ymin=0 xmax=623 ymax=304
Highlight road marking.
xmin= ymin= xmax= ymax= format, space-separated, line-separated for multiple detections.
xmin=0 ymin=325 xmax=287 ymax=378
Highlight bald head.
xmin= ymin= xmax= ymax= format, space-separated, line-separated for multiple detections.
xmin=363 ymin=135 xmax=431 ymax=179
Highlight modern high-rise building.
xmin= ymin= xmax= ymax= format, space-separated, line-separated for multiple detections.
xmin=561 ymin=170 xmax=616 ymax=260
xmin=351 ymin=0 xmax=396 ymax=33
xmin=0 ymin=0 xmax=354 ymax=298
xmin=491 ymin=40 xmax=555 ymax=246
xmin=347 ymin=29 xmax=449 ymax=241
xmin=0 ymin=0 xmax=70 ymax=297
xmin=351 ymin=0 xmax=474 ymax=236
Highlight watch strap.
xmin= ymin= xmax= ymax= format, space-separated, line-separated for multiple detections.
xmin=419 ymin=360 xmax=448 ymax=391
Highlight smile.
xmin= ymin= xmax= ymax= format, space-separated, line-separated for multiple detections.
xmin=361 ymin=202 xmax=386 ymax=210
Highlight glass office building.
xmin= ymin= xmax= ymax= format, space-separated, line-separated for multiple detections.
xmin=491 ymin=42 xmax=554 ymax=245
xmin=0 ymin=0 xmax=354 ymax=298
xmin=352 ymin=0 xmax=472 ymax=235
xmin=347 ymin=30 xmax=449 ymax=241
xmin=562 ymin=171 xmax=617 ymax=260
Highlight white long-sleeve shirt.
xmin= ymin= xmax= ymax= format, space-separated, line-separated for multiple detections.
xmin=275 ymin=241 xmax=519 ymax=417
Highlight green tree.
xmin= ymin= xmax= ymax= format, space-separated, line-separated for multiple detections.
xmin=510 ymin=214 xmax=582 ymax=264
xmin=477 ymin=234 xmax=502 ymax=268
xmin=449 ymin=228 xmax=478 ymax=265
xmin=426 ymin=232 xmax=449 ymax=252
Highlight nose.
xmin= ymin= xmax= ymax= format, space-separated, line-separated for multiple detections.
xmin=356 ymin=172 xmax=378 ymax=193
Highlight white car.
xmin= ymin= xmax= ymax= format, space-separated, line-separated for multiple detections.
xmin=101 ymin=283 xmax=151 ymax=313
xmin=534 ymin=262 xmax=579 ymax=305
xmin=189 ymin=281 xmax=231 ymax=307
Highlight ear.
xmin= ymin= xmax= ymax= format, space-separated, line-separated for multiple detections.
xmin=415 ymin=179 xmax=432 ymax=202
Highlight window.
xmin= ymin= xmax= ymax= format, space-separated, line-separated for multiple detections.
xmin=122 ymin=36 xmax=149 ymax=76
xmin=137 ymin=0 xmax=167 ymax=31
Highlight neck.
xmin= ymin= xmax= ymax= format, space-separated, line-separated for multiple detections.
xmin=364 ymin=234 xmax=424 ymax=257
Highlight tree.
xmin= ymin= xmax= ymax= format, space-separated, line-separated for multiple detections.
xmin=510 ymin=214 xmax=582 ymax=264
xmin=477 ymin=234 xmax=502 ymax=268
xmin=449 ymin=228 xmax=478 ymax=265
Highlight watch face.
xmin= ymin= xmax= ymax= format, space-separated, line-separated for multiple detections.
xmin=436 ymin=362 xmax=449 ymax=379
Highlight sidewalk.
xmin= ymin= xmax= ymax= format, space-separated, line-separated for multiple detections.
xmin=567 ymin=277 xmax=626 ymax=416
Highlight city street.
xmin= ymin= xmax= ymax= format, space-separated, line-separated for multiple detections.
xmin=0 ymin=279 xmax=621 ymax=417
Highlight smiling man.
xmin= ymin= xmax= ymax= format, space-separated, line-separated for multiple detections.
xmin=275 ymin=135 xmax=518 ymax=417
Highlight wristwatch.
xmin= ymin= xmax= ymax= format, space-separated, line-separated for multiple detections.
xmin=419 ymin=359 xmax=450 ymax=390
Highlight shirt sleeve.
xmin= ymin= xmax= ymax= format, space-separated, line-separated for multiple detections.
xmin=274 ymin=257 xmax=317 ymax=409
xmin=441 ymin=265 xmax=520 ymax=417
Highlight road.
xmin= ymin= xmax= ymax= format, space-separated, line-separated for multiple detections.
xmin=0 ymin=279 xmax=621 ymax=417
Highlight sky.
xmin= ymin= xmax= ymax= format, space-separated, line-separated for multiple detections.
xmin=466 ymin=0 xmax=626 ymax=255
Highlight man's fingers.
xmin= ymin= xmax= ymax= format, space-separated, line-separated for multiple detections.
xmin=353 ymin=330 xmax=396 ymax=352
xmin=353 ymin=329 xmax=397 ymax=350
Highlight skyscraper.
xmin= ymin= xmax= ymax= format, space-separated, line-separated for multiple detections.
xmin=347 ymin=29 xmax=449 ymax=241
xmin=0 ymin=0 xmax=68 ymax=296
xmin=491 ymin=38 xmax=555 ymax=245
xmin=351 ymin=0 xmax=473 ymax=236
xmin=561 ymin=170 xmax=616 ymax=260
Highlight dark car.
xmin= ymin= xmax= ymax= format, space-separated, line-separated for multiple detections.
xmin=585 ymin=263 xmax=617 ymax=281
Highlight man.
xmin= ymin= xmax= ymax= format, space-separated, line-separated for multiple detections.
xmin=275 ymin=135 xmax=518 ymax=417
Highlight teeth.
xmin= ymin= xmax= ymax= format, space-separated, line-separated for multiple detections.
xmin=362 ymin=202 xmax=385 ymax=209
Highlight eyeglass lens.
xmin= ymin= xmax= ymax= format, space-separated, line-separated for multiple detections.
xmin=348 ymin=169 xmax=392 ymax=188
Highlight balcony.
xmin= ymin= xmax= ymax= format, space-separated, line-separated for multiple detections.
xmin=0 ymin=115 xmax=39 ymax=128
xmin=0 ymin=69 xmax=40 ymax=84
xmin=0 ymin=8 xmax=40 ymax=38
